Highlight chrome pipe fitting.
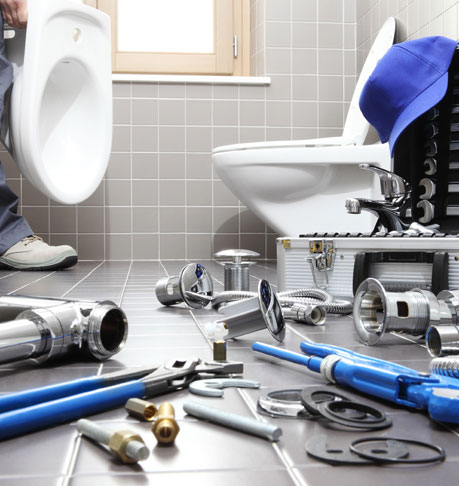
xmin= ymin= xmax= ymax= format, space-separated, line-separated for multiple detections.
xmin=214 ymin=249 xmax=260 ymax=291
xmin=426 ymin=325 xmax=459 ymax=357
xmin=353 ymin=278 xmax=452 ymax=345
xmin=215 ymin=279 xmax=285 ymax=342
xmin=0 ymin=296 xmax=128 ymax=364
xmin=283 ymin=303 xmax=326 ymax=326
xmin=155 ymin=263 xmax=213 ymax=309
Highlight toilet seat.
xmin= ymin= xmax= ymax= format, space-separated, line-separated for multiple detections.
xmin=5 ymin=0 xmax=112 ymax=204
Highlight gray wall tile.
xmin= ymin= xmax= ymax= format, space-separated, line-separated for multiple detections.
xmin=133 ymin=234 xmax=159 ymax=259
xmin=132 ymin=153 xmax=158 ymax=179
xmin=132 ymin=98 xmax=157 ymax=125
xmin=159 ymin=180 xmax=185 ymax=206
xmin=50 ymin=207 xmax=76 ymax=233
xmin=105 ymin=180 xmax=131 ymax=206
xmin=132 ymin=126 xmax=158 ymax=152
xmin=78 ymin=206 xmax=104 ymax=233
xmin=159 ymin=153 xmax=186 ymax=179
xmin=132 ymin=207 xmax=158 ymax=233
xmin=78 ymin=234 xmax=104 ymax=260
xmin=186 ymin=181 xmax=212 ymax=206
xmin=158 ymin=126 xmax=185 ymax=152
xmin=106 ymin=153 xmax=131 ymax=179
xmin=105 ymin=207 xmax=131 ymax=233
xmin=159 ymin=207 xmax=186 ymax=232
xmin=133 ymin=180 xmax=159 ymax=206
xmin=187 ymin=207 xmax=212 ymax=233
xmin=106 ymin=234 xmax=131 ymax=259
xmin=160 ymin=234 xmax=186 ymax=259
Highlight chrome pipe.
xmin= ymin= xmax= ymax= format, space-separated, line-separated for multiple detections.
xmin=353 ymin=278 xmax=452 ymax=345
xmin=0 ymin=295 xmax=128 ymax=364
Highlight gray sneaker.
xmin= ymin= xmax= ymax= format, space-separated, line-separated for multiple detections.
xmin=0 ymin=235 xmax=78 ymax=271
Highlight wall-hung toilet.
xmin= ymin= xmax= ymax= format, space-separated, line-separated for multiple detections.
xmin=1 ymin=0 xmax=112 ymax=205
xmin=212 ymin=18 xmax=396 ymax=236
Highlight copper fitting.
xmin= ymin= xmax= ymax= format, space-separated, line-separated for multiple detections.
xmin=125 ymin=398 xmax=158 ymax=422
xmin=152 ymin=403 xmax=180 ymax=444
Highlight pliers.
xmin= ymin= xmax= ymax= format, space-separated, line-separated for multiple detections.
xmin=0 ymin=358 xmax=243 ymax=441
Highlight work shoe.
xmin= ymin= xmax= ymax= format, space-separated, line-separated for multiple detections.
xmin=0 ymin=235 xmax=78 ymax=271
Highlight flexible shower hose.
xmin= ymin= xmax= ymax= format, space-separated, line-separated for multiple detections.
xmin=210 ymin=288 xmax=352 ymax=315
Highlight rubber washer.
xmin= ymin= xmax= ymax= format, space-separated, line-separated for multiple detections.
xmin=317 ymin=400 xmax=392 ymax=430
xmin=350 ymin=437 xmax=446 ymax=465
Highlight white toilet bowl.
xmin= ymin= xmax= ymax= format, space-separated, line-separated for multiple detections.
xmin=2 ymin=0 xmax=112 ymax=205
xmin=212 ymin=18 xmax=396 ymax=236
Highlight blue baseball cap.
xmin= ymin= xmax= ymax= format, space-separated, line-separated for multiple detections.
xmin=359 ymin=36 xmax=458 ymax=156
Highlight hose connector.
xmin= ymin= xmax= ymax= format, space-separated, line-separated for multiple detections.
xmin=283 ymin=303 xmax=326 ymax=326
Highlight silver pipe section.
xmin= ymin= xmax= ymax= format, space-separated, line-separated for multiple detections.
xmin=426 ymin=326 xmax=459 ymax=357
xmin=0 ymin=295 xmax=128 ymax=364
xmin=353 ymin=278 xmax=455 ymax=345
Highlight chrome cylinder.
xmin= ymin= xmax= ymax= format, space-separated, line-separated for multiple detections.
xmin=429 ymin=356 xmax=459 ymax=378
xmin=0 ymin=296 xmax=128 ymax=364
xmin=353 ymin=278 xmax=452 ymax=345
xmin=426 ymin=325 xmax=459 ymax=357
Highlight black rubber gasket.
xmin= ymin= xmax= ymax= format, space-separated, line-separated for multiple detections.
xmin=300 ymin=387 xmax=358 ymax=416
xmin=305 ymin=435 xmax=409 ymax=466
xmin=317 ymin=400 xmax=392 ymax=430
xmin=350 ymin=437 xmax=446 ymax=465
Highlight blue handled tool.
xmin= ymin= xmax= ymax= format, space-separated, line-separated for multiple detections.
xmin=252 ymin=341 xmax=459 ymax=423
xmin=0 ymin=358 xmax=243 ymax=441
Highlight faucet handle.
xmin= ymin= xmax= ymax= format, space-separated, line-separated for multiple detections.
xmin=359 ymin=163 xmax=409 ymax=200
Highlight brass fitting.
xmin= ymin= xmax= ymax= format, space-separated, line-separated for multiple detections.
xmin=213 ymin=340 xmax=227 ymax=362
xmin=125 ymin=398 xmax=158 ymax=422
xmin=152 ymin=403 xmax=180 ymax=444
xmin=108 ymin=430 xmax=149 ymax=464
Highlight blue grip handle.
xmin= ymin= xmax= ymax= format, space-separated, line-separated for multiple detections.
xmin=0 ymin=380 xmax=146 ymax=441
xmin=0 ymin=376 xmax=104 ymax=413
xmin=252 ymin=342 xmax=322 ymax=373
xmin=300 ymin=341 xmax=417 ymax=375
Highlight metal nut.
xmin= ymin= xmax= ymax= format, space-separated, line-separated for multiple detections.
xmin=108 ymin=430 xmax=146 ymax=464
xmin=125 ymin=398 xmax=158 ymax=422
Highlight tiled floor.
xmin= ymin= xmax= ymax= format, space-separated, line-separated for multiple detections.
xmin=0 ymin=260 xmax=458 ymax=485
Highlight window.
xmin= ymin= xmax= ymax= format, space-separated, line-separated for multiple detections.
xmin=88 ymin=0 xmax=250 ymax=75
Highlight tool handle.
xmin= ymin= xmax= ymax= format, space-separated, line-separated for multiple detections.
xmin=0 ymin=380 xmax=146 ymax=441
xmin=252 ymin=342 xmax=322 ymax=373
xmin=0 ymin=376 xmax=104 ymax=414
xmin=300 ymin=341 xmax=417 ymax=375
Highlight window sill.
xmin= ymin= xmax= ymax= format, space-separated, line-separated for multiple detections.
xmin=112 ymin=73 xmax=271 ymax=85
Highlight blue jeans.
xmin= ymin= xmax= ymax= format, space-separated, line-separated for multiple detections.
xmin=0 ymin=11 xmax=32 ymax=253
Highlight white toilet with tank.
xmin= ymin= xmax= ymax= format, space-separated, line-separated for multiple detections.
xmin=1 ymin=0 xmax=112 ymax=205
xmin=212 ymin=18 xmax=396 ymax=236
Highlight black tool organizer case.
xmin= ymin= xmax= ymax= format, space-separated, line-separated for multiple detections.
xmin=394 ymin=48 xmax=459 ymax=233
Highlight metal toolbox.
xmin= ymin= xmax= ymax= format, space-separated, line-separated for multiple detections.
xmin=277 ymin=233 xmax=459 ymax=300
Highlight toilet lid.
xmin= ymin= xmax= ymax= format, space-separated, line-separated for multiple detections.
xmin=342 ymin=17 xmax=396 ymax=145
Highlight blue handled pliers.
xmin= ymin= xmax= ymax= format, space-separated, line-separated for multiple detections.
xmin=252 ymin=341 xmax=459 ymax=424
xmin=0 ymin=358 xmax=243 ymax=441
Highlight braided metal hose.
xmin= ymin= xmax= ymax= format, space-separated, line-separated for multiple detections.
xmin=211 ymin=288 xmax=352 ymax=315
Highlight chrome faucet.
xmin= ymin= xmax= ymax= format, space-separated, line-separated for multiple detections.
xmin=345 ymin=164 xmax=411 ymax=233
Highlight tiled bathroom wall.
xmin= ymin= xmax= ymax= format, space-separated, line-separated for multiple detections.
xmin=356 ymin=0 xmax=459 ymax=71
xmin=5 ymin=0 xmax=458 ymax=261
